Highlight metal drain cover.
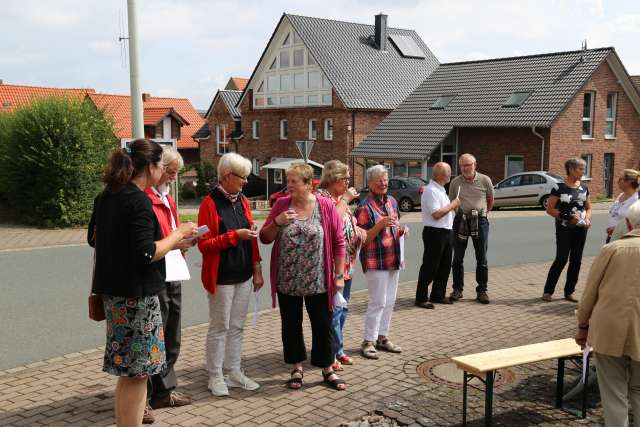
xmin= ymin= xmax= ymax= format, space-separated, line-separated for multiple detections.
xmin=416 ymin=358 xmax=515 ymax=389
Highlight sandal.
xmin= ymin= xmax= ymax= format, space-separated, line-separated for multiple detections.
xmin=331 ymin=360 xmax=343 ymax=371
xmin=337 ymin=354 xmax=354 ymax=365
xmin=376 ymin=338 xmax=402 ymax=353
xmin=322 ymin=370 xmax=347 ymax=391
xmin=361 ymin=341 xmax=379 ymax=359
xmin=287 ymin=368 xmax=303 ymax=390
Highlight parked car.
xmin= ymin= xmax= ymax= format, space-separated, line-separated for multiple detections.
xmin=356 ymin=176 xmax=427 ymax=212
xmin=268 ymin=179 xmax=321 ymax=207
xmin=242 ymin=173 xmax=267 ymax=198
xmin=493 ymin=171 xmax=563 ymax=209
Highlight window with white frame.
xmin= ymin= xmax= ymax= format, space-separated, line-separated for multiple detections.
xmin=582 ymin=92 xmax=595 ymax=139
xmin=505 ymin=155 xmax=524 ymax=178
xmin=606 ymin=92 xmax=617 ymax=138
xmin=252 ymin=26 xmax=332 ymax=109
xmin=308 ymin=119 xmax=317 ymax=140
xmin=252 ymin=120 xmax=259 ymax=139
xmin=280 ymin=119 xmax=288 ymax=140
xmin=581 ymin=154 xmax=592 ymax=179
xmin=324 ymin=118 xmax=333 ymax=141
xmin=274 ymin=169 xmax=283 ymax=184
xmin=215 ymin=124 xmax=228 ymax=155
xmin=252 ymin=158 xmax=260 ymax=175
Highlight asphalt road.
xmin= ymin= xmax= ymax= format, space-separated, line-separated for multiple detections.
xmin=0 ymin=212 xmax=608 ymax=370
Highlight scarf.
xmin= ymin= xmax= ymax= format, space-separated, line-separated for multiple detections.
xmin=216 ymin=184 xmax=240 ymax=204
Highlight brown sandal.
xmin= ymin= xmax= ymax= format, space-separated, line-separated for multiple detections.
xmin=322 ymin=370 xmax=347 ymax=391
xmin=287 ymin=368 xmax=303 ymax=389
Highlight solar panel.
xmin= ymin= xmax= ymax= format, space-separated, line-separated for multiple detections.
xmin=388 ymin=34 xmax=425 ymax=58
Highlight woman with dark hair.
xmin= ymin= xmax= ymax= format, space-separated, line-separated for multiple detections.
xmin=542 ymin=157 xmax=592 ymax=302
xmin=88 ymin=139 xmax=197 ymax=426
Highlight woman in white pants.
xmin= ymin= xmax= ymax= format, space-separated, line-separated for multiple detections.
xmin=576 ymin=201 xmax=640 ymax=426
xmin=355 ymin=165 xmax=409 ymax=359
xmin=197 ymin=153 xmax=264 ymax=396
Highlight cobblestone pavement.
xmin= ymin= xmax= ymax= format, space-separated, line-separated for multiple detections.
xmin=1 ymin=258 xmax=605 ymax=426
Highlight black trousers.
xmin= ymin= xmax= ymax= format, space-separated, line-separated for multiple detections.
xmin=544 ymin=223 xmax=588 ymax=296
xmin=148 ymin=282 xmax=182 ymax=403
xmin=277 ymin=292 xmax=333 ymax=369
xmin=416 ymin=226 xmax=453 ymax=302
xmin=452 ymin=216 xmax=490 ymax=293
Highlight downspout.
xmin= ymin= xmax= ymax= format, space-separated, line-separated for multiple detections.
xmin=531 ymin=126 xmax=545 ymax=171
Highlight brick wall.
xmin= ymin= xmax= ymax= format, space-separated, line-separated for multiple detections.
xmin=549 ymin=61 xmax=640 ymax=195
xmin=199 ymin=97 xmax=238 ymax=169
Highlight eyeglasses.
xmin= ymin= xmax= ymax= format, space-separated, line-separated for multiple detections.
xmin=231 ymin=172 xmax=249 ymax=182
xmin=340 ymin=177 xmax=351 ymax=183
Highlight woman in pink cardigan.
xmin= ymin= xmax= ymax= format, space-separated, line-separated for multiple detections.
xmin=260 ymin=163 xmax=346 ymax=391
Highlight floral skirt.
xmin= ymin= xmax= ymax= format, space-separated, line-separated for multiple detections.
xmin=102 ymin=295 xmax=166 ymax=377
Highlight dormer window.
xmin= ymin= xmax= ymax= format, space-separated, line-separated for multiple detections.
xmin=430 ymin=95 xmax=456 ymax=110
xmin=502 ymin=91 xmax=532 ymax=108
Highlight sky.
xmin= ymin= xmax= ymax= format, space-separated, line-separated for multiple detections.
xmin=2 ymin=0 xmax=639 ymax=110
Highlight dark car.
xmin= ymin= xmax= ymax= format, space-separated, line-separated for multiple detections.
xmin=242 ymin=173 xmax=267 ymax=198
xmin=356 ymin=176 xmax=427 ymax=212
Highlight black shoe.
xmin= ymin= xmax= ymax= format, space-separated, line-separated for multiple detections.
xmin=415 ymin=301 xmax=435 ymax=309
xmin=430 ymin=297 xmax=454 ymax=304
xmin=564 ymin=294 xmax=578 ymax=303
xmin=450 ymin=289 xmax=463 ymax=301
xmin=476 ymin=292 xmax=490 ymax=304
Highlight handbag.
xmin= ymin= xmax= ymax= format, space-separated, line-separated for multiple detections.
xmin=88 ymin=217 xmax=105 ymax=322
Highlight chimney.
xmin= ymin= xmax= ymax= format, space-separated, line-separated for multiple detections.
xmin=0 ymin=79 xmax=3 ymax=84
xmin=375 ymin=13 xmax=387 ymax=51
xmin=142 ymin=93 xmax=151 ymax=102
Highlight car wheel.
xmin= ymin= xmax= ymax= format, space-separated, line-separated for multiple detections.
xmin=399 ymin=197 xmax=414 ymax=212
xmin=540 ymin=195 xmax=549 ymax=210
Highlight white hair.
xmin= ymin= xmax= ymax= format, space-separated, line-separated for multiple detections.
xmin=626 ymin=200 xmax=640 ymax=228
xmin=367 ymin=164 xmax=388 ymax=183
xmin=217 ymin=152 xmax=252 ymax=177
xmin=161 ymin=145 xmax=184 ymax=169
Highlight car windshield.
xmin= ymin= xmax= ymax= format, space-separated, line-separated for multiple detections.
xmin=546 ymin=173 xmax=563 ymax=182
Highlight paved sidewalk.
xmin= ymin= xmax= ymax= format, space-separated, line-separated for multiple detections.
xmin=1 ymin=259 xmax=603 ymax=426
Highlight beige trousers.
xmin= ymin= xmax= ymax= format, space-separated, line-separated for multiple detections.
xmin=594 ymin=352 xmax=640 ymax=426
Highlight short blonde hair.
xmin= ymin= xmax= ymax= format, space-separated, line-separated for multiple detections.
xmin=320 ymin=160 xmax=349 ymax=188
xmin=626 ymin=200 xmax=640 ymax=228
xmin=217 ymin=152 xmax=252 ymax=178
xmin=161 ymin=146 xmax=184 ymax=169
xmin=622 ymin=169 xmax=640 ymax=189
xmin=286 ymin=162 xmax=313 ymax=184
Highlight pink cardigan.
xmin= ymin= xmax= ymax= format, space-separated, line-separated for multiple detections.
xmin=259 ymin=195 xmax=345 ymax=309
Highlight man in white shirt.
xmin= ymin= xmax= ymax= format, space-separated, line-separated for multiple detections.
xmin=415 ymin=162 xmax=460 ymax=308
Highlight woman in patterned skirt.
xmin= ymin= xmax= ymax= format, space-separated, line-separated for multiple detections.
xmin=88 ymin=139 xmax=197 ymax=426
xmin=260 ymin=163 xmax=347 ymax=390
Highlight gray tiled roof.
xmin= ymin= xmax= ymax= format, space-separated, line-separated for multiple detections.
xmin=352 ymin=47 xmax=613 ymax=159
xmin=286 ymin=14 xmax=439 ymax=110
xmin=219 ymin=90 xmax=242 ymax=119
xmin=631 ymin=75 xmax=640 ymax=92
xmin=192 ymin=122 xmax=210 ymax=139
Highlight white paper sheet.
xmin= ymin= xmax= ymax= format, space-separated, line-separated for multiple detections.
xmin=399 ymin=233 xmax=405 ymax=270
xmin=581 ymin=344 xmax=592 ymax=384
xmin=164 ymin=249 xmax=190 ymax=282
xmin=334 ymin=290 xmax=348 ymax=308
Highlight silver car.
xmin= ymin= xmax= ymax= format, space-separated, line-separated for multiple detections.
xmin=357 ymin=177 xmax=426 ymax=212
xmin=493 ymin=171 xmax=563 ymax=209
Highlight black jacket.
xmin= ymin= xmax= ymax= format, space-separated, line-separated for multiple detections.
xmin=88 ymin=183 xmax=165 ymax=297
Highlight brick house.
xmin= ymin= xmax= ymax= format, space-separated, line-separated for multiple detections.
xmin=353 ymin=47 xmax=640 ymax=197
xmin=197 ymin=89 xmax=243 ymax=167
xmin=0 ymin=82 xmax=95 ymax=112
xmin=229 ymin=13 xmax=439 ymax=192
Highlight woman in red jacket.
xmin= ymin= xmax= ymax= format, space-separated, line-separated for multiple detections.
xmin=198 ymin=153 xmax=263 ymax=397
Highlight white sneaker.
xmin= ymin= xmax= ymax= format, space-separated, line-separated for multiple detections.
xmin=226 ymin=371 xmax=260 ymax=391
xmin=208 ymin=376 xmax=229 ymax=396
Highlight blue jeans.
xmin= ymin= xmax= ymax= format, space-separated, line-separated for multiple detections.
xmin=452 ymin=216 xmax=489 ymax=293
xmin=332 ymin=279 xmax=352 ymax=359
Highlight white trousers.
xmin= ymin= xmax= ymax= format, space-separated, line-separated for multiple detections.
xmin=205 ymin=280 xmax=252 ymax=378
xmin=595 ymin=352 xmax=640 ymax=427
xmin=363 ymin=269 xmax=400 ymax=342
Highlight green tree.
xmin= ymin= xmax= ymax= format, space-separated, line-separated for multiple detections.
xmin=2 ymin=96 xmax=115 ymax=227
xmin=195 ymin=161 xmax=216 ymax=197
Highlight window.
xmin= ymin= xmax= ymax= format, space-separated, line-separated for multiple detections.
xmin=308 ymin=119 xmax=317 ymax=140
xmin=279 ymin=96 xmax=290 ymax=105
xmin=308 ymin=71 xmax=321 ymax=89
xmin=294 ymin=72 xmax=305 ymax=89
xmin=582 ymin=92 xmax=595 ymax=138
xmin=393 ymin=160 xmax=408 ymax=177
xmin=294 ymin=95 xmax=304 ymax=105
xmin=274 ymin=169 xmax=283 ymax=184
xmin=254 ymin=97 xmax=265 ymax=106
xmin=502 ymin=91 xmax=532 ymax=108
xmin=252 ymin=120 xmax=259 ymax=139
xmin=215 ymin=125 xmax=227 ymax=155
xmin=293 ymin=49 xmax=304 ymax=67
xmin=322 ymin=75 xmax=331 ymax=89
xmin=430 ymin=95 xmax=456 ymax=110
xmin=252 ymin=158 xmax=260 ymax=175
xmin=388 ymin=179 xmax=401 ymax=190
xmin=280 ymin=75 xmax=290 ymax=91
xmin=293 ymin=31 xmax=302 ymax=44
xmin=267 ymin=75 xmax=279 ymax=91
xmin=505 ymin=155 xmax=524 ymax=178
xmin=280 ymin=119 xmax=288 ymax=140
xmin=408 ymin=161 xmax=422 ymax=178
xmin=499 ymin=175 xmax=522 ymax=188
xmin=308 ymin=95 xmax=318 ymax=104
xmin=256 ymin=81 xmax=264 ymax=92
xmin=581 ymin=154 xmax=592 ymax=179
xmin=606 ymin=93 xmax=617 ymax=138
xmin=322 ymin=94 xmax=332 ymax=105
xmin=282 ymin=33 xmax=290 ymax=46
xmin=267 ymin=96 xmax=276 ymax=106
xmin=324 ymin=119 xmax=333 ymax=141
xmin=279 ymin=51 xmax=290 ymax=68
xmin=307 ymin=51 xmax=316 ymax=65
xmin=521 ymin=174 xmax=545 ymax=186
xmin=269 ymin=57 xmax=277 ymax=70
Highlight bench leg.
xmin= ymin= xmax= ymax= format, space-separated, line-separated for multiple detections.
xmin=485 ymin=370 xmax=495 ymax=427
xmin=581 ymin=354 xmax=590 ymax=419
xmin=462 ymin=370 xmax=468 ymax=426
xmin=556 ymin=357 xmax=565 ymax=409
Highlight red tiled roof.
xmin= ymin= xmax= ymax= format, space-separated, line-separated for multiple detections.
xmin=143 ymin=107 xmax=189 ymax=126
xmin=87 ymin=92 xmax=204 ymax=149
xmin=227 ymin=77 xmax=248 ymax=91
xmin=0 ymin=84 xmax=95 ymax=112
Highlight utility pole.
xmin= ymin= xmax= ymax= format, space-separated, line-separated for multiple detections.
xmin=127 ymin=0 xmax=143 ymax=138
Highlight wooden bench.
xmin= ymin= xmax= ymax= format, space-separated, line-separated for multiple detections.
xmin=451 ymin=338 xmax=590 ymax=426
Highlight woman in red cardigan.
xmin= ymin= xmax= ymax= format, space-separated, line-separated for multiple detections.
xmin=197 ymin=153 xmax=263 ymax=397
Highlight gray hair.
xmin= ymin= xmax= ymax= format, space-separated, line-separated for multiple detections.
xmin=161 ymin=146 xmax=184 ymax=169
xmin=564 ymin=157 xmax=587 ymax=175
xmin=367 ymin=164 xmax=388 ymax=183
xmin=217 ymin=152 xmax=252 ymax=178
xmin=320 ymin=160 xmax=349 ymax=188
xmin=626 ymin=200 xmax=640 ymax=228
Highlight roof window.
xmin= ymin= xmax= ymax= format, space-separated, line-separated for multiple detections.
xmin=502 ymin=91 xmax=532 ymax=108
xmin=430 ymin=95 xmax=456 ymax=110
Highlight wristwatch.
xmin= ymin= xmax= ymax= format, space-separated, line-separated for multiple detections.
xmin=334 ymin=273 xmax=344 ymax=280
